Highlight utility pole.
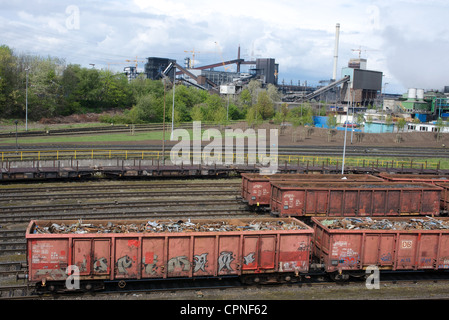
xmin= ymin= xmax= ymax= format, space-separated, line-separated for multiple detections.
xmin=171 ymin=69 xmax=176 ymax=140
xmin=342 ymin=84 xmax=351 ymax=174
xmin=25 ymin=67 xmax=30 ymax=131
xmin=15 ymin=120 xmax=18 ymax=149
xmin=162 ymin=79 xmax=167 ymax=165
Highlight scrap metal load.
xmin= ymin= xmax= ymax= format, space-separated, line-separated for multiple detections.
xmin=320 ymin=216 xmax=449 ymax=230
xmin=32 ymin=218 xmax=308 ymax=234
xmin=312 ymin=216 xmax=449 ymax=274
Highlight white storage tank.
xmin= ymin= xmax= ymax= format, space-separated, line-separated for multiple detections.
xmin=408 ymin=88 xmax=416 ymax=100
xmin=416 ymin=88 xmax=424 ymax=101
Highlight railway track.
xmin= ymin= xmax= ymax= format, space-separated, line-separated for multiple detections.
xmin=0 ymin=199 xmax=242 ymax=214
xmin=5 ymin=270 xmax=449 ymax=300
xmin=0 ymin=122 xmax=225 ymax=139
xmin=0 ymin=190 xmax=239 ymax=202
xmin=0 ymin=206 xmax=250 ymax=224
xmin=0 ymin=181 xmax=241 ymax=194
xmin=2 ymin=144 xmax=449 ymax=158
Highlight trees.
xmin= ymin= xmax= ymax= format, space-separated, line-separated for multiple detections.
xmin=0 ymin=45 xmax=20 ymax=118
xmin=255 ymin=91 xmax=275 ymax=120
xmin=0 ymin=46 xmax=300 ymax=127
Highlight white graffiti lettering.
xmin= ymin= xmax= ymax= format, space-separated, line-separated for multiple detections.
xmin=194 ymin=253 xmax=208 ymax=272
xmin=168 ymin=256 xmax=190 ymax=272
xmin=243 ymin=252 xmax=256 ymax=265
xmin=117 ymin=255 xmax=133 ymax=274
xmin=218 ymin=251 xmax=234 ymax=272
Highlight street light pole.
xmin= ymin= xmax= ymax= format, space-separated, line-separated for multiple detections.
xmin=25 ymin=67 xmax=30 ymax=131
xmin=14 ymin=120 xmax=18 ymax=149
xmin=171 ymin=69 xmax=176 ymax=140
xmin=342 ymin=84 xmax=351 ymax=174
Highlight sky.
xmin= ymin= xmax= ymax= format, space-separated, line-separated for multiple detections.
xmin=1 ymin=0 xmax=448 ymax=94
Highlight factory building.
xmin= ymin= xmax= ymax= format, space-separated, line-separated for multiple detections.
xmin=340 ymin=58 xmax=383 ymax=106
xmin=144 ymin=57 xmax=176 ymax=81
xmin=251 ymin=58 xmax=279 ymax=85
xmin=143 ymin=54 xmax=278 ymax=92
xmin=401 ymin=88 xmax=429 ymax=112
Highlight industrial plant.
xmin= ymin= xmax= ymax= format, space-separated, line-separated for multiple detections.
xmin=121 ymin=23 xmax=448 ymax=134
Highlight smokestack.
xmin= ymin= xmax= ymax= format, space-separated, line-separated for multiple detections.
xmin=332 ymin=23 xmax=340 ymax=82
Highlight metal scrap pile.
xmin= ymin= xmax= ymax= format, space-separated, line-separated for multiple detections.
xmin=321 ymin=217 xmax=449 ymax=230
xmin=33 ymin=219 xmax=306 ymax=234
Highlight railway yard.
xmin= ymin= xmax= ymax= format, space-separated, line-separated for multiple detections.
xmin=3 ymin=174 xmax=449 ymax=303
xmin=3 ymin=2 xmax=449 ymax=314
xmin=2 ymin=125 xmax=449 ymax=308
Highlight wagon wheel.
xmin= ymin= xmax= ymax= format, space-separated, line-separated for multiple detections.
xmin=118 ymin=280 xmax=127 ymax=289
xmin=329 ymin=272 xmax=349 ymax=282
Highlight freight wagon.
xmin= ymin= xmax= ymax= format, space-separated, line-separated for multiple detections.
xmin=377 ymin=174 xmax=449 ymax=213
xmin=378 ymin=173 xmax=449 ymax=184
xmin=240 ymin=173 xmax=383 ymax=209
xmin=25 ymin=218 xmax=314 ymax=292
xmin=269 ymin=182 xmax=441 ymax=217
xmin=312 ymin=216 xmax=449 ymax=280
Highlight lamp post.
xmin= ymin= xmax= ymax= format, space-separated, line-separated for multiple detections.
xmin=14 ymin=120 xmax=18 ymax=149
xmin=25 ymin=67 xmax=29 ymax=131
xmin=171 ymin=69 xmax=176 ymax=140
xmin=342 ymin=83 xmax=351 ymax=174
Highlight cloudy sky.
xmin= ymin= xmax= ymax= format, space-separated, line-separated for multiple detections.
xmin=1 ymin=0 xmax=448 ymax=94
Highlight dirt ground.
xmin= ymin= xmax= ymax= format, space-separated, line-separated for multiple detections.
xmin=3 ymin=111 xmax=448 ymax=148
xmin=230 ymin=122 xmax=449 ymax=149
xmin=129 ymin=122 xmax=449 ymax=149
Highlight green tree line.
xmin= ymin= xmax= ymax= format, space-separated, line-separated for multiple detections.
xmin=1 ymin=44 xmax=322 ymax=126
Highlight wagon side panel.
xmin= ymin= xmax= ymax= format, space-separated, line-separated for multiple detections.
xmin=29 ymin=238 xmax=69 ymax=282
xmin=141 ymin=237 xmax=165 ymax=278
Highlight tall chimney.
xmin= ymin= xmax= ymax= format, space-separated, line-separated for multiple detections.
xmin=332 ymin=23 xmax=340 ymax=82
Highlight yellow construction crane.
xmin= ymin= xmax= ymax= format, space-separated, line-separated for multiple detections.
xmin=184 ymin=48 xmax=200 ymax=68
xmin=125 ymin=56 xmax=146 ymax=68
xmin=215 ymin=42 xmax=229 ymax=71
xmin=351 ymin=46 xmax=364 ymax=59
xmin=106 ymin=61 xmax=127 ymax=70
xmin=351 ymin=46 xmax=379 ymax=59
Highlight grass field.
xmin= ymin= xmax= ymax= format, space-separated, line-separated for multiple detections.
xmin=1 ymin=131 xmax=170 ymax=144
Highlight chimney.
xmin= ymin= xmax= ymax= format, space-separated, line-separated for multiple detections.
xmin=332 ymin=23 xmax=340 ymax=82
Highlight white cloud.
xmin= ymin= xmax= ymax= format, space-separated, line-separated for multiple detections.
xmin=1 ymin=0 xmax=448 ymax=93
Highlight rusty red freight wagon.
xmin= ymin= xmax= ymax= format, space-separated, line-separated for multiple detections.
xmin=241 ymin=173 xmax=383 ymax=207
xmin=434 ymin=182 xmax=449 ymax=211
xmin=311 ymin=216 xmax=449 ymax=278
xmin=378 ymin=173 xmax=449 ymax=184
xmin=269 ymin=181 xmax=441 ymax=217
xmin=376 ymin=174 xmax=449 ymax=212
xmin=26 ymin=218 xmax=313 ymax=292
